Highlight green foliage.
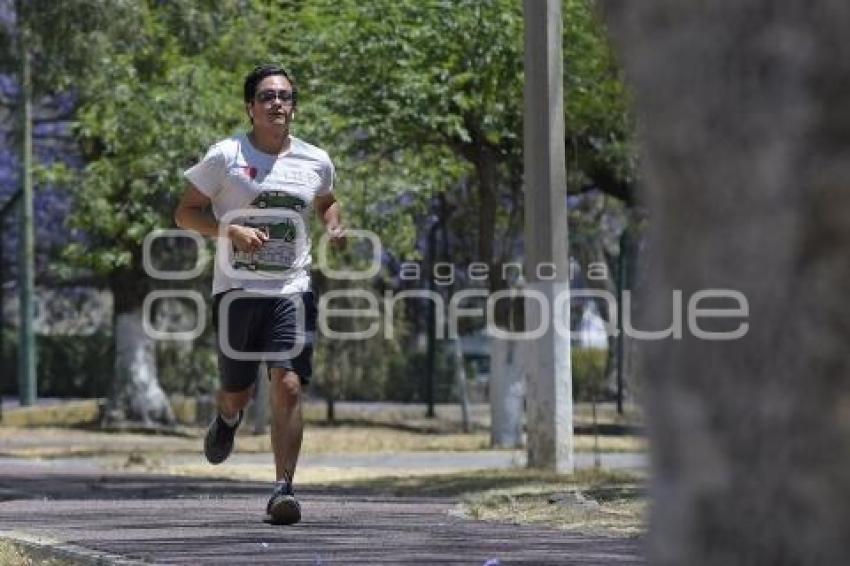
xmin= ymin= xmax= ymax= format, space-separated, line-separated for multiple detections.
xmin=1 ymin=1 xmax=144 ymax=93
xmin=299 ymin=0 xmax=525 ymax=262
xmin=42 ymin=0 xmax=634 ymax=285
xmin=293 ymin=0 xmax=635 ymax=292
xmin=568 ymin=190 xmax=630 ymax=287
xmin=298 ymin=0 xmax=633 ymax=193
xmin=311 ymin=278 xmax=457 ymax=402
xmin=314 ymin=334 xmax=457 ymax=403
xmin=388 ymin=346 xmax=457 ymax=403
xmin=571 ymin=346 xmax=607 ymax=402
xmin=563 ymin=0 xmax=636 ymax=190
xmin=301 ymin=0 xmax=523 ymax=149
xmin=7 ymin=1 xmax=637 ymax=401
xmin=43 ymin=1 xmax=303 ymax=281
xmin=66 ymin=53 xmax=240 ymax=276
xmin=1 ymin=328 xmax=112 ymax=397
xmin=156 ymin=340 xmax=218 ymax=396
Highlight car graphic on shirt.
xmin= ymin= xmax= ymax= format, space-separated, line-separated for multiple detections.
xmin=252 ymin=191 xmax=306 ymax=211
xmin=232 ymin=219 xmax=299 ymax=272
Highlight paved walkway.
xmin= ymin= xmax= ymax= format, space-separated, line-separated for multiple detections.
xmin=0 ymin=456 xmax=645 ymax=565
xmin=0 ymin=405 xmax=646 ymax=564
xmin=0 ymin=450 xmax=646 ymax=475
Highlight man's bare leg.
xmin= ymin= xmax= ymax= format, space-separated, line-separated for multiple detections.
xmin=217 ymin=385 xmax=255 ymax=420
xmin=269 ymin=368 xmax=303 ymax=482
xmin=265 ymin=367 xmax=303 ymax=524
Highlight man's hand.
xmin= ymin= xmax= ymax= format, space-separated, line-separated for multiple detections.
xmin=315 ymin=193 xmax=345 ymax=250
xmin=327 ymin=223 xmax=347 ymax=250
xmin=227 ymin=224 xmax=269 ymax=253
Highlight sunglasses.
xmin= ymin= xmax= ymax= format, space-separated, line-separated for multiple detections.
xmin=255 ymin=89 xmax=296 ymax=104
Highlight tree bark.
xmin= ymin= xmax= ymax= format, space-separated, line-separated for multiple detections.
xmin=603 ymin=2 xmax=850 ymax=564
xmin=452 ymin=337 xmax=471 ymax=433
xmin=490 ymin=337 xmax=526 ymax=447
xmin=103 ymin=306 xmax=174 ymax=425
xmin=103 ymin=267 xmax=174 ymax=426
xmin=486 ymin=262 xmax=525 ymax=446
xmin=470 ymin=144 xmax=527 ymax=447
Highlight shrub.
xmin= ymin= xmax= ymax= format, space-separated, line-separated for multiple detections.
xmin=571 ymin=347 xmax=608 ymax=402
xmin=1 ymin=328 xmax=113 ymax=398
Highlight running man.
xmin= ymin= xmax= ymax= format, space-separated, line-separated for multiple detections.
xmin=174 ymin=64 xmax=344 ymax=525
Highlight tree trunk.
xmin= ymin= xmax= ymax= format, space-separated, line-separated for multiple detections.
xmin=452 ymin=337 xmax=471 ymax=433
xmin=103 ymin=306 xmax=174 ymax=425
xmin=604 ymin=2 xmax=850 ymax=564
xmin=103 ymin=269 xmax=173 ymax=426
xmin=473 ymin=145 xmax=526 ymax=447
xmin=490 ymin=337 xmax=526 ymax=447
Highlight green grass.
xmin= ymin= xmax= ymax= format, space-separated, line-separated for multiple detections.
xmin=0 ymin=421 xmax=645 ymax=460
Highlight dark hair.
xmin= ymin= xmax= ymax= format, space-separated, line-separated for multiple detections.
xmin=243 ymin=64 xmax=297 ymax=106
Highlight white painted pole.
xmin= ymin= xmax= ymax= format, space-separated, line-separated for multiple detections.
xmin=523 ymin=0 xmax=574 ymax=472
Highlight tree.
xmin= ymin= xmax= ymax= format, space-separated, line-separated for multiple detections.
xmin=53 ymin=1 xmax=301 ymax=424
xmin=604 ymin=2 xmax=850 ymax=564
xmin=0 ymin=0 xmax=142 ymax=404
xmin=297 ymin=0 xmax=633 ymax=442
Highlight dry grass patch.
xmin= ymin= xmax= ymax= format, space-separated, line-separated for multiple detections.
xmin=459 ymin=470 xmax=645 ymax=537
xmin=460 ymin=485 xmax=645 ymax=538
xmin=240 ymin=427 xmax=643 ymax=455
xmin=156 ymin=463 xmax=474 ymax=484
xmin=0 ymin=540 xmax=78 ymax=566
xmin=322 ymin=468 xmax=646 ymax=538
xmin=0 ymin=425 xmax=644 ymax=460
xmin=286 ymin=426 xmax=490 ymax=453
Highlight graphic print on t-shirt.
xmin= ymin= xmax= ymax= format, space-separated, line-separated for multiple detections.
xmin=231 ymin=191 xmax=308 ymax=272
xmin=239 ymin=165 xmax=258 ymax=180
xmin=251 ymin=191 xmax=306 ymax=211
xmin=222 ymin=207 xmax=305 ymax=278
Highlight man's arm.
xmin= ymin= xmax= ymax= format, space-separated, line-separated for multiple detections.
xmin=174 ymin=184 xmax=267 ymax=252
xmin=314 ymin=193 xmax=346 ymax=248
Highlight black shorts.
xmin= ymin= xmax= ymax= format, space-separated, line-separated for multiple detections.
xmin=212 ymin=289 xmax=317 ymax=392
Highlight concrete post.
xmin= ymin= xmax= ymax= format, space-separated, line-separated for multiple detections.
xmin=523 ymin=0 xmax=573 ymax=472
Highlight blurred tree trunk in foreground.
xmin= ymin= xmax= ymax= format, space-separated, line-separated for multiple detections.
xmin=604 ymin=2 xmax=850 ymax=565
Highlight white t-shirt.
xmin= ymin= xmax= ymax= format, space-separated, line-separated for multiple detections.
xmin=184 ymin=133 xmax=334 ymax=296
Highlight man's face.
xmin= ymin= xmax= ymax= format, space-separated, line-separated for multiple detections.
xmin=248 ymin=75 xmax=295 ymax=132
